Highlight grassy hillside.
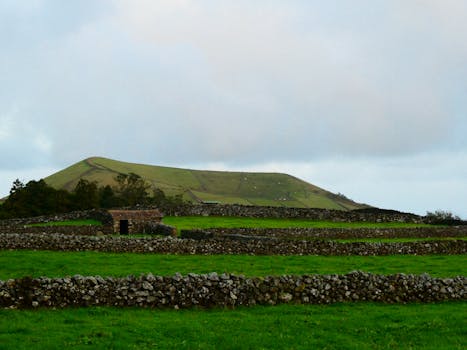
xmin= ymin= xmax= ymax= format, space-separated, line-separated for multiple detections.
xmin=44 ymin=157 xmax=367 ymax=210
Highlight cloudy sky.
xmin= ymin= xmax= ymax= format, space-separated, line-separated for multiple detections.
xmin=1 ymin=0 xmax=466 ymax=217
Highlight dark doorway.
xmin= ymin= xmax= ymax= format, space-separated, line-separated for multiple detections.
xmin=119 ymin=220 xmax=129 ymax=235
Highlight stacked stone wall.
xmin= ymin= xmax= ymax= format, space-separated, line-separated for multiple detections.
xmin=0 ymin=272 xmax=465 ymax=309
xmin=0 ymin=233 xmax=465 ymax=255
xmin=0 ymin=224 xmax=175 ymax=237
xmin=0 ymin=209 xmax=113 ymax=227
xmin=197 ymin=227 xmax=467 ymax=240
xmin=160 ymin=204 xmax=424 ymax=223
xmin=0 ymin=225 xmax=112 ymax=236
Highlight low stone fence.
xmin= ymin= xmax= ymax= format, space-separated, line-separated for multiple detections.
xmin=0 ymin=223 xmax=176 ymax=237
xmin=0 ymin=233 xmax=465 ymax=255
xmin=0 ymin=272 xmax=465 ymax=309
xmin=161 ymin=204 xmax=424 ymax=223
xmin=0 ymin=209 xmax=112 ymax=227
xmin=0 ymin=225 xmax=112 ymax=236
xmin=191 ymin=227 xmax=467 ymax=240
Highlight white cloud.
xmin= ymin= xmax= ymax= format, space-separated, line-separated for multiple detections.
xmin=108 ymin=0 xmax=465 ymax=161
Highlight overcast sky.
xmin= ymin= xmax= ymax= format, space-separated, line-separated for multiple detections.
xmin=1 ymin=0 xmax=466 ymax=217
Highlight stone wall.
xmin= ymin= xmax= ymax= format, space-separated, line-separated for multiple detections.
xmin=160 ymin=204 xmax=424 ymax=223
xmin=0 ymin=209 xmax=175 ymax=236
xmin=191 ymin=227 xmax=467 ymax=240
xmin=0 ymin=209 xmax=113 ymax=227
xmin=1 ymin=205 xmax=464 ymax=229
xmin=0 ymin=233 xmax=465 ymax=255
xmin=0 ymin=272 xmax=465 ymax=309
xmin=0 ymin=225 xmax=112 ymax=236
xmin=0 ymin=223 xmax=175 ymax=237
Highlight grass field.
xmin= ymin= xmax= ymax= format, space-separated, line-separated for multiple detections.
xmin=24 ymin=216 xmax=436 ymax=230
xmin=0 ymin=303 xmax=465 ymax=349
xmin=1 ymin=251 xmax=465 ymax=280
xmin=162 ymin=216 xmax=435 ymax=231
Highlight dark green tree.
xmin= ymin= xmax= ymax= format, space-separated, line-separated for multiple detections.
xmin=98 ymin=185 xmax=118 ymax=208
xmin=73 ymin=179 xmax=99 ymax=210
xmin=2 ymin=179 xmax=72 ymax=217
xmin=114 ymin=173 xmax=151 ymax=206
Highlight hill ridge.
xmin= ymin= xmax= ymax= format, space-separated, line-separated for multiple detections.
xmin=44 ymin=156 xmax=367 ymax=210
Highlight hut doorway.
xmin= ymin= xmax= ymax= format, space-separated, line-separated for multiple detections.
xmin=119 ymin=220 xmax=129 ymax=235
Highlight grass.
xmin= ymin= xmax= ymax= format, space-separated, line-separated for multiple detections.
xmin=0 ymin=302 xmax=465 ymax=349
xmin=26 ymin=219 xmax=102 ymax=227
xmin=0 ymin=251 xmax=465 ymax=280
xmin=162 ymin=216 xmax=437 ymax=232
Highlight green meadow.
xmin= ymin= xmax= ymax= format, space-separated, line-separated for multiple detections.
xmin=162 ymin=216 xmax=435 ymax=231
xmin=0 ymin=303 xmax=465 ymax=349
xmin=1 ymin=251 xmax=465 ymax=280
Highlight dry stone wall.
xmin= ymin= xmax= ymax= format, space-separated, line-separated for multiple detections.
xmin=0 ymin=209 xmax=113 ymax=227
xmin=195 ymin=227 xmax=467 ymax=240
xmin=161 ymin=204 xmax=424 ymax=223
xmin=0 ymin=272 xmax=465 ymax=309
xmin=0 ymin=233 xmax=465 ymax=255
xmin=0 ymin=209 xmax=175 ymax=236
xmin=0 ymin=225 xmax=112 ymax=236
xmin=0 ymin=224 xmax=175 ymax=237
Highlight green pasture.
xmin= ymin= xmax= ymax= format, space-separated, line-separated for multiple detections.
xmin=1 ymin=251 xmax=465 ymax=280
xmin=162 ymin=216 xmax=435 ymax=231
xmin=1 ymin=303 xmax=465 ymax=349
xmin=25 ymin=216 xmax=437 ymax=230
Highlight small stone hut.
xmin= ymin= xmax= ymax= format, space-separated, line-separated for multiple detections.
xmin=107 ymin=209 xmax=163 ymax=235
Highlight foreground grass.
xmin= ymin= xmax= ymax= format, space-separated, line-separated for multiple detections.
xmin=162 ymin=216 xmax=437 ymax=232
xmin=1 ymin=251 xmax=465 ymax=279
xmin=0 ymin=303 xmax=465 ymax=349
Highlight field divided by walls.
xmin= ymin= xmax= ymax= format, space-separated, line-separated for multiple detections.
xmin=0 ymin=214 xmax=466 ymax=349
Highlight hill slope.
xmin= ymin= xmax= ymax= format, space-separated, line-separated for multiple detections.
xmin=44 ymin=157 xmax=367 ymax=210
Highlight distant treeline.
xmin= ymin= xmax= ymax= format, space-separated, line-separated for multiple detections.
xmin=0 ymin=173 xmax=185 ymax=219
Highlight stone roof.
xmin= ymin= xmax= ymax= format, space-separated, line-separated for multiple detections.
xmin=107 ymin=209 xmax=163 ymax=220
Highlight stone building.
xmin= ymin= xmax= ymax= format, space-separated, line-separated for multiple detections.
xmin=107 ymin=209 xmax=163 ymax=235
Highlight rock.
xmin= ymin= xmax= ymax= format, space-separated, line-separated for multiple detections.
xmin=279 ymin=293 xmax=293 ymax=302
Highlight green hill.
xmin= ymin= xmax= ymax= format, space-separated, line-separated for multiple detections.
xmin=44 ymin=157 xmax=367 ymax=210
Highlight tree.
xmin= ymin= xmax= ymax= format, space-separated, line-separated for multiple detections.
xmin=98 ymin=185 xmax=118 ymax=208
xmin=9 ymin=179 xmax=25 ymax=195
xmin=2 ymin=179 xmax=72 ymax=217
xmin=73 ymin=179 xmax=99 ymax=210
xmin=114 ymin=173 xmax=151 ymax=206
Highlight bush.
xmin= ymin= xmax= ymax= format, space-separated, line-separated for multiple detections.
xmin=425 ymin=210 xmax=463 ymax=225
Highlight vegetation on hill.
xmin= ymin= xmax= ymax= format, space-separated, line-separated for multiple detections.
xmin=0 ymin=173 xmax=184 ymax=219
xmin=44 ymin=157 xmax=367 ymax=210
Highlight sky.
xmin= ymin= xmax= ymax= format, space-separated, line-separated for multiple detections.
xmin=1 ymin=0 xmax=466 ymax=217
